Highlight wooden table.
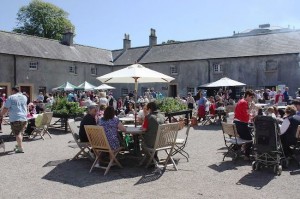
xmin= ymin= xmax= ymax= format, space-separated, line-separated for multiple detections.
xmin=119 ymin=117 xmax=135 ymax=123
xmin=165 ymin=110 xmax=192 ymax=125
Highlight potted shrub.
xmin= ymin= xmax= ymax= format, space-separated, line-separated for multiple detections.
xmin=51 ymin=97 xmax=85 ymax=118
xmin=156 ymin=97 xmax=188 ymax=113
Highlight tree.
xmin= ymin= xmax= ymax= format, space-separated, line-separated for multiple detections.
xmin=161 ymin=40 xmax=180 ymax=44
xmin=13 ymin=0 xmax=75 ymax=40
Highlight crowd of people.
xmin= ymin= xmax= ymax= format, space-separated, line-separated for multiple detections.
xmin=233 ymin=89 xmax=300 ymax=161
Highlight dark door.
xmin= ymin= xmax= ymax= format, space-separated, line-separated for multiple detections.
xmin=169 ymin=85 xmax=177 ymax=98
xmin=20 ymin=86 xmax=31 ymax=102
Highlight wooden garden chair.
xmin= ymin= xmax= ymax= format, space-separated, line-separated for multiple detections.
xmin=141 ymin=123 xmax=179 ymax=171
xmin=84 ymin=125 xmax=123 ymax=175
xmin=67 ymin=119 xmax=93 ymax=160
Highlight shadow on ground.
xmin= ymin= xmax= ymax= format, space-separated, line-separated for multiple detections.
xmin=42 ymin=155 xmax=168 ymax=188
xmin=192 ymin=124 xmax=222 ymax=131
xmin=208 ymin=159 xmax=250 ymax=173
xmin=236 ymin=171 xmax=275 ymax=190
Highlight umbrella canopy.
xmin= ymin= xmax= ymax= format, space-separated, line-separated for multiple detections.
xmin=76 ymin=81 xmax=96 ymax=91
xmin=97 ymin=63 xmax=174 ymax=127
xmin=52 ymin=82 xmax=78 ymax=91
xmin=200 ymin=77 xmax=246 ymax=88
xmin=94 ymin=84 xmax=116 ymax=90
xmin=97 ymin=63 xmax=174 ymax=83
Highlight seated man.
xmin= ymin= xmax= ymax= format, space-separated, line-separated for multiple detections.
xmin=79 ymin=105 xmax=98 ymax=142
xmin=279 ymin=105 xmax=300 ymax=158
xmin=142 ymin=102 xmax=165 ymax=148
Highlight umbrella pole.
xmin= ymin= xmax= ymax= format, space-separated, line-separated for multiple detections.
xmin=134 ymin=78 xmax=138 ymax=127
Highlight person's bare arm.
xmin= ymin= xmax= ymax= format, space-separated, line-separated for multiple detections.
xmin=118 ymin=122 xmax=127 ymax=132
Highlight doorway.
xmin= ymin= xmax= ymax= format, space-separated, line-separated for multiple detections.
xmin=20 ymin=86 xmax=32 ymax=102
xmin=169 ymin=84 xmax=177 ymax=98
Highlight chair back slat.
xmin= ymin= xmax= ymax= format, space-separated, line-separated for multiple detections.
xmin=68 ymin=119 xmax=80 ymax=142
xmin=44 ymin=112 xmax=53 ymax=126
xmin=84 ymin=125 xmax=110 ymax=151
xmin=155 ymin=123 xmax=179 ymax=149
xmin=221 ymin=122 xmax=238 ymax=137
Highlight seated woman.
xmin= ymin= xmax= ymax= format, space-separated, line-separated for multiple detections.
xmin=98 ymin=106 xmax=127 ymax=150
xmin=24 ymin=102 xmax=37 ymax=136
xmin=279 ymin=105 xmax=300 ymax=158
xmin=137 ymin=103 xmax=148 ymax=125
xmin=125 ymin=102 xmax=135 ymax=115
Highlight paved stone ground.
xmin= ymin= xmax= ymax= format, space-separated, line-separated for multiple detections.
xmin=1 ymin=119 xmax=300 ymax=199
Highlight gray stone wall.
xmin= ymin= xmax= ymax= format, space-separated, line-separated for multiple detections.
xmin=1 ymin=53 xmax=300 ymax=100
xmin=0 ymin=54 xmax=112 ymax=97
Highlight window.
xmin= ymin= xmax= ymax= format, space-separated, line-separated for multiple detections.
xmin=187 ymin=87 xmax=194 ymax=94
xmin=121 ymin=88 xmax=129 ymax=96
xmin=29 ymin=61 xmax=38 ymax=70
xmin=91 ymin=66 xmax=97 ymax=75
xmin=170 ymin=65 xmax=178 ymax=75
xmin=265 ymin=60 xmax=278 ymax=72
xmin=213 ymin=63 xmax=222 ymax=73
xmin=69 ymin=65 xmax=77 ymax=74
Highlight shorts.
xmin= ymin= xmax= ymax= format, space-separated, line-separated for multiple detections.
xmin=11 ymin=121 xmax=27 ymax=135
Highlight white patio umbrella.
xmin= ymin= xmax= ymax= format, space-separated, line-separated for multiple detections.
xmin=52 ymin=82 xmax=78 ymax=91
xmin=94 ymin=84 xmax=116 ymax=90
xmin=200 ymin=77 xmax=246 ymax=87
xmin=77 ymin=81 xmax=96 ymax=91
xmin=97 ymin=63 xmax=175 ymax=126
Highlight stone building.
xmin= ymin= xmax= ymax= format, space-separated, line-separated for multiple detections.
xmin=1 ymin=24 xmax=300 ymax=100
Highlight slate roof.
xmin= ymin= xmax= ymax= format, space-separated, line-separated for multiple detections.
xmin=2 ymin=30 xmax=300 ymax=66
xmin=116 ymin=30 xmax=300 ymax=64
xmin=112 ymin=47 xmax=149 ymax=66
xmin=0 ymin=31 xmax=113 ymax=65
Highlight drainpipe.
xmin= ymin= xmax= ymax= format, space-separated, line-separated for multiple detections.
xmin=13 ymin=55 xmax=17 ymax=85
xmin=206 ymin=60 xmax=211 ymax=83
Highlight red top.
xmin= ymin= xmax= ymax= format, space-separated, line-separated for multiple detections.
xmin=275 ymin=94 xmax=284 ymax=104
xmin=234 ymin=98 xmax=249 ymax=123
xmin=209 ymin=103 xmax=216 ymax=115
xmin=142 ymin=116 xmax=148 ymax=130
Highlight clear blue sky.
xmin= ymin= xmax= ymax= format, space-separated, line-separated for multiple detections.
xmin=1 ymin=0 xmax=300 ymax=50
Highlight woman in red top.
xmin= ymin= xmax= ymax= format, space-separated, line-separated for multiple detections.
xmin=275 ymin=90 xmax=284 ymax=104
xmin=233 ymin=90 xmax=255 ymax=159
xmin=209 ymin=97 xmax=216 ymax=115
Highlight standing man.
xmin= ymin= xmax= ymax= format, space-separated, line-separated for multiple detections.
xmin=0 ymin=87 xmax=27 ymax=153
xmin=233 ymin=89 xmax=255 ymax=160
xmin=283 ymin=87 xmax=290 ymax=104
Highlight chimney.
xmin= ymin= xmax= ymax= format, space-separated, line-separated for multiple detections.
xmin=61 ymin=28 xmax=74 ymax=46
xmin=123 ymin=34 xmax=131 ymax=50
xmin=259 ymin=24 xmax=270 ymax=29
xmin=149 ymin=28 xmax=157 ymax=47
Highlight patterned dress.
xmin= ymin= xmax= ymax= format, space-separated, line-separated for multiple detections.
xmin=98 ymin=117 xmax=120 ymax=150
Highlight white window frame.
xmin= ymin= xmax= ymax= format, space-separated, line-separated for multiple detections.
xmin=187 ymin=87 xmax=194 ymax=94
xmin=213 ymin=63 xmax=222 ymax=73
xmin=29 ymin=61 xmax=38 ymax=70
xmin=69 ymin=65 xmax=77 ymax=74
xmin=121 ymin=88 xmax=129 ymax=96
xmin=91 ymin=66 xmax=97 ymax=75
xmin=170 ymin=65 xmax=178 ymax=75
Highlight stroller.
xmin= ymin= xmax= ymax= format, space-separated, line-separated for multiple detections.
xmin=252 ymin=116 xmax=286 ymax=175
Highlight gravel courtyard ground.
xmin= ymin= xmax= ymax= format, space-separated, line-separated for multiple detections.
xmin=1 ymin=119 xmax=300 ymax=199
